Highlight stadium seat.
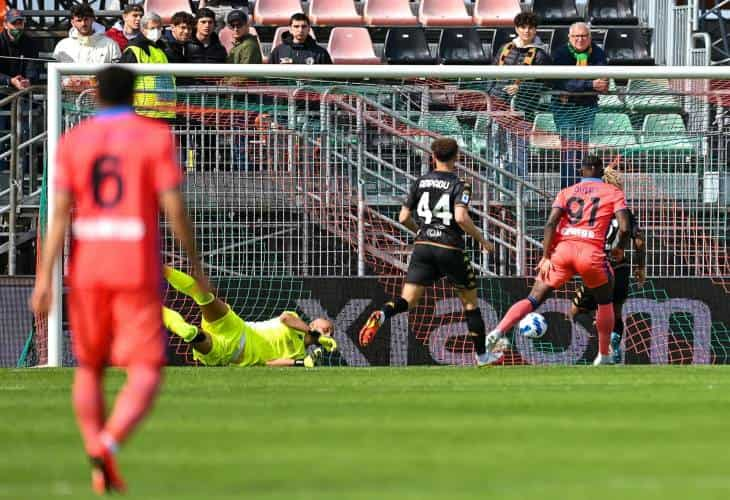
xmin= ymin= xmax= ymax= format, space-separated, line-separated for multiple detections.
xmin=383 ymin=28 xmax=436 ymax=64
xmin=473 ymin=0 xmax=521 ymax=27
xmin=638 ymin=114 xmax=699 ymax=155
xmin=490 ymin=27 xmax=517 ymax=58
xmin=603 ymin=28 xmax=654 ymax=65
xmin=254 ymin=0 xmax=303 ymax=25
xmin=586 ymin=0 xmax=638 ymax=26
xmin=309 ymin=0 xmax=362 ymax=26
xmin=530 ymin=113 xmax=562 ymax=152
xmin=419 ymin=0 xmax=472 ymax=27
xmin=438 ymin=28 xmax=491 ymax=65
xmin=418 ymin=113 xmax=467 ymax=148
xmin=471 ymin=113 xmax=491 ymax=156
xmin=597 ymin=79 xmax=626 ymax=112
xmin=625 ymin=79 xmax=682 ymax=113
xmin=328 ymin=28 xmax=380 ymax=64
xmin=589 ymin=113 xmax=637 ymax=151
xmin=363 ymin=0 xmax=418 ymax=26
xmin=530 ymin=0 xmax=583 ymax=25
xmin=144 ymin=0 xmax=191 ymax=25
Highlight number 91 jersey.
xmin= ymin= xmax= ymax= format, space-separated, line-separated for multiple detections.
xmin=404 ymin=171 xmax=471 ymax=250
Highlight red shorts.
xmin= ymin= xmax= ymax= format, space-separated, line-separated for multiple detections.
xmin=68 ymin=287 xmax=166 ymax=369
xmin=540 ymin=240 xmax=613 ymax=290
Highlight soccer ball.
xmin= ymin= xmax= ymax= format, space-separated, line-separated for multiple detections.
xmin=518 ymin=313 xmax=548 ymax=339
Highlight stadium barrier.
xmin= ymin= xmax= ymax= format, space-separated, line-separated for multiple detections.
xmin=38 ymin=63 xmax=730 ymax=367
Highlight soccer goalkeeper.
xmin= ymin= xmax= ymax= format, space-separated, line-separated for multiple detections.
xmin=162 ymin=266 xmax=336 ymax=367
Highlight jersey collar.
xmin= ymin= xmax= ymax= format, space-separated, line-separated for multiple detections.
xmin=580 ymin=177 xmax=603 ymax=183
xmin=96 ymin=106 xmax=135 ymax=119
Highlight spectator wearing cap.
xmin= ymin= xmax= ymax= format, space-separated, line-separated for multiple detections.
xmin=185 ymin=8 xmax=227 ymax=64
xmin=162 ymin=11 xmax=194 ymax=63
xmin=53 ymin=4 xmax=121 ymax=63
xmin=225 ymin=10 xmax=261 ymax=64
xmin=0 ymin=9 xmax=39 ymax=90
xmin=269 ymin=13 xmax=331 ymax=65
xmin=120 ymin=12 xmax=176 ymax=119
xmin=106 ymin=4 xmax=144 ymax=52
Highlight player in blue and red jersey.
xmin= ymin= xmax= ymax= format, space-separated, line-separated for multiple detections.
xmin=31 ymin=66 xmax=208 ymax=494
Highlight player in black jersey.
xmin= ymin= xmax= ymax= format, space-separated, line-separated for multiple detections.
xmin=569 ymin=164 xmax=646 ymax=363
xmin=357 ymin=138 xmax=496 ymax=365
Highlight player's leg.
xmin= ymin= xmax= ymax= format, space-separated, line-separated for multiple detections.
xmin=569 ymin=283 xmax=597 ymax=322
xmin=610 ymin=265 xmax=631 ymax=363
xmin=162 ymin=306 xmax=213 ymax=354
xmin=577 ymin=250 xmax=616 ymax=365
xmin=164 ymin=265 xmax=228 ymax=323
xmin=359 ymin=244 xmax=434 ymax=346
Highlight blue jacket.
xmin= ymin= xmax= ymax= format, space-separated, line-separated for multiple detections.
xmin=551 ymin=42 xmax=606 ymax=107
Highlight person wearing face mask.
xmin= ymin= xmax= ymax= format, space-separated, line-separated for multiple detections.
xmin=120 ymin=12 xmax=176 ymax=119
xmin=53 ymin=4 xmax=121 ymax=64
xmin=0 ymin=9 xmax=38 ymax=91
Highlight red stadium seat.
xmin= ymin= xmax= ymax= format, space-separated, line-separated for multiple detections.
xmin=419 ymin=0 xmax=472 ymax=27
xmin=144 ymin=0 xmax=191 ymax=25
xmin=363 ymin=0 xmax=418 ymax=26
xmin=309 ymin=0 xmax=362 ymax=26
xmin=328 ymin=27 xmax=380 ymax=64
xmin=254 ymin=0 xmax=303 ymax=25
xmin=473 ymin=0 xmax=521 ymax=27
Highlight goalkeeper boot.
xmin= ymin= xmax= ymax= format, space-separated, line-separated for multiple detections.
xmin=592 ymin=353 xmax=615 ymax=366
xmin=304 ymin=348 xmax=323 ymax=368
xmin=90 ymin=449 xmax=126 ymax=495
xmin=358 ymin=310 xmax=384 ymax=347
xmin=610 ymin=332 xmax=622 ymax=364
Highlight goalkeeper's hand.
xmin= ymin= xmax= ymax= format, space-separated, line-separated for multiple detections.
xmin=318 ymin=335 xmax=338 ymax=353
xmin=304 ymin=348 xmax=323 ymax=368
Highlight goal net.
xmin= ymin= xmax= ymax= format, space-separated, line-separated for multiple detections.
xmin=29 ymin=64 xmax=730 ymax=367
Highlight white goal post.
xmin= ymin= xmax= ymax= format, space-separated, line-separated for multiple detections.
xmin=45 ymin=63 xmax=730 ymax=367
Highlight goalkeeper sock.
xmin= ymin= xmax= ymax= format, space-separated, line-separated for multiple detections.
xmin=164 ymin=266 xmax=215 ymax=306
xmin=382 ymin=297 xmax=409 ymax=320
xmin=162 ymin=306 xmax=199 ymax=343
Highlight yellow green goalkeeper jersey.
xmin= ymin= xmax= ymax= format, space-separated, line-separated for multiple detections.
xmin=237 ymin=311 xmax=307 ymax=366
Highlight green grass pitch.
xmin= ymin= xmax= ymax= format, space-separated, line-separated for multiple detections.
xmin=2 ymin=366 xmax=730 ymax=499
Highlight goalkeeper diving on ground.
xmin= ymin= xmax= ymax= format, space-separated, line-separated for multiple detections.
xmin=162 ymin=266 xmax=337 ymax=367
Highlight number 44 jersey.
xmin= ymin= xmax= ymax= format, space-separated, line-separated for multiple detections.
xmin=404 ymin=170 xmax=471 ymax=250
xmin=55 ymin=110 xmax=183 ymax=289
xmin=552 ymin=178 xmax=627 ymax=251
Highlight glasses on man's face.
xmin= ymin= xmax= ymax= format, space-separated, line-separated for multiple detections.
xmin=229 ymin=23 xmax=244 ymax=29
xmin=570 ymin=34 xmax=590 ymax=39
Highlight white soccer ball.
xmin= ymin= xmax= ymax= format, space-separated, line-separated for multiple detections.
xmin=518 ymin=312 xmax=548 ymax=339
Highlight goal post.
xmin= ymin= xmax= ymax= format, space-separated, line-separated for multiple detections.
xmin=43 ymin=63 xmax=730 ymax=367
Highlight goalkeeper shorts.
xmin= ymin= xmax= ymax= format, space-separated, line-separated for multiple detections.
xmin=193 ymin=306 xmax=246 ymax=366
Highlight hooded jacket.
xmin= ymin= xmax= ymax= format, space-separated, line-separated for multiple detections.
xmin=53 ymin=28 xmax=121 ymax=63
xmin=268 ymin=33 xmax=331 ymax=65
xmin=106 ymin=20 xmax=138 ymax=52
xmin=227 ymin=33 xmax=262 ymax=64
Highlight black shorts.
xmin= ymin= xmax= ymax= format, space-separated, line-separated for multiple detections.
xmin=572 ymin=264 xmax=630 ymax=312
xmin=405 ymin=243 xmax=476 ymax=290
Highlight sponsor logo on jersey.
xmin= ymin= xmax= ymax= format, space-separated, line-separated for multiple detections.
xmin=419 ymin=179 xmax=451 ymax=190
xmin=426 ymin=229 xmax=443 ymax=238
xmin=72 ymin=216 xmax=146 ymax=241
xmin=561 ymin=227 xmax=595 ymax=239
xmin=461 ymin=192 xmax=470 ymax=204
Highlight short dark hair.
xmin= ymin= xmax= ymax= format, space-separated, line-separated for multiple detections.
xmin=96 ymin=67 xmax=135 ymax=107
xmin=581 ymin=154 xmax=604 ymax=176
xmin=514 ymin=12 xmax=539 ymax=28
xmin=171 ymin=11 xmax=194 ymax=26
xmin=289 ymin=12 xmax=310 ymax=25
xmin=195 ymin=7 xmax=216 ymax=21
xmin=431 ymin=138 xmax=459 ymax=163
xmin=70 ymin=3 xmax=95 ymax=19
xmin=123 ymin=4 xmax=144 ymax=15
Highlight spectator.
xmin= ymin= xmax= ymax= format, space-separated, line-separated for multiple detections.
xmin=120 ymin=12 xmax=175 ymax=119
xmin=162 ymin=11 xmax=194 ymax=63
xmin=106 ymin=4 xmax=144 ymax=52
xmin=551 ymin=22 xmax=608 ymax=187
xmin=269 ymin=13 xmax=331 ymax=65
xmin=225 ymin=10 xmax=262 ymax=64
xmin=185 ymin=8 xmax=227 ymax=64
xmin=53 ymin=4 xmax=121 ymax=63
xmin=0 ymin=9 xmax=38 ymax=91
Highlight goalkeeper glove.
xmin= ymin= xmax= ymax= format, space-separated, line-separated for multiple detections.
xmin=318 ymin=335 xmax=337 ymax=353
xmin=303 ymin=348 xmax=323 ymax=368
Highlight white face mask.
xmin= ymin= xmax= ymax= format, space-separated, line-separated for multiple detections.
xmin=145 ymin=28 xmax=161 ymax=42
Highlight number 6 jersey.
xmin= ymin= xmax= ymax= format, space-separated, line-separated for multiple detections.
xmin=55 ymin=109 xmax=183 ymax=289
xmin=552 ymin=177 xmax=627 ymax=250
xmin=404 ymin=170 xmax=471 ymax=250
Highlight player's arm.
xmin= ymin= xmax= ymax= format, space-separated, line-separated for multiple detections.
xmin=159 ymin=188 xmax=210 ymax=293
xmin=30 ymin=191 xmax=73 ymax=315
xmin=454 ymin=205 xmax=494 ymax=252
xmin=633 ymin=228 xmax=647 ymax=286
xmin=398 ymin=206 xmax=419 ymax=233
xmin=279 ymin=312 xmax=335 ymax=350
xmin=542 ymin=207 xmax=563 ymax=259
xmin=614 ymin=209 xmax=631 ymax=251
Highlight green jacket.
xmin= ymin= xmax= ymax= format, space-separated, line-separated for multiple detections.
xmin=226 ymin=34 xmax=262 ymax=64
